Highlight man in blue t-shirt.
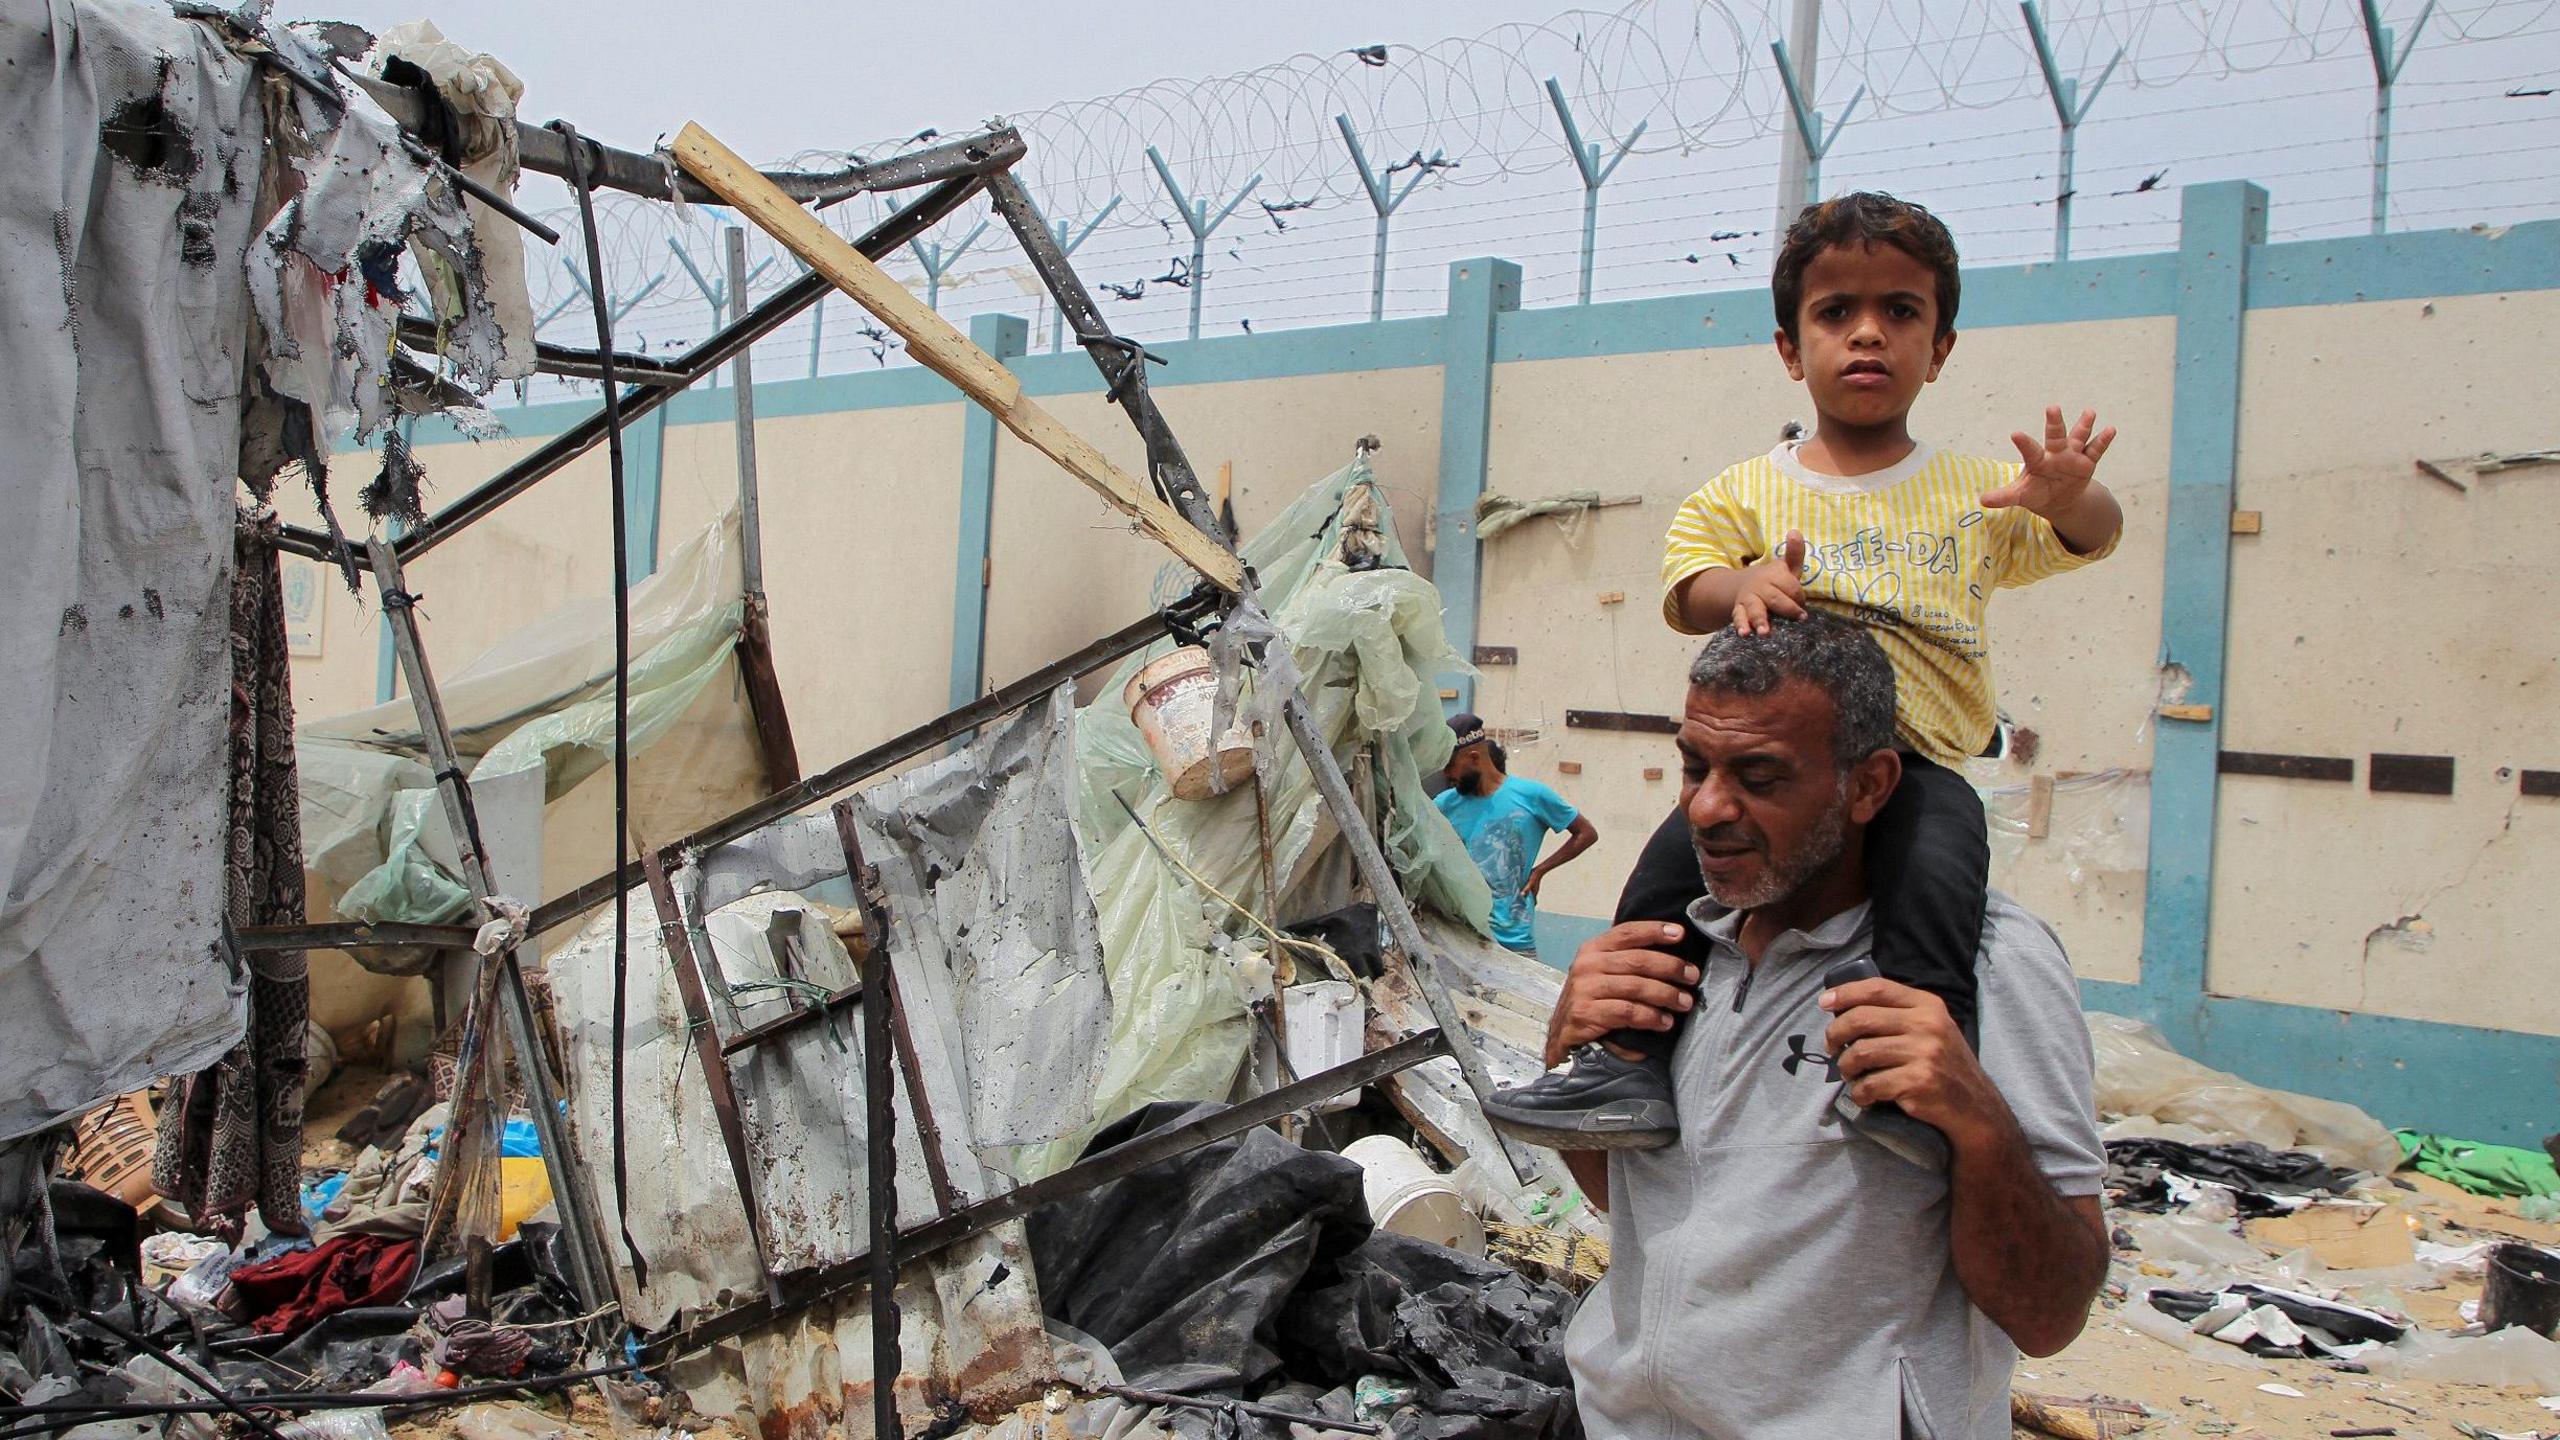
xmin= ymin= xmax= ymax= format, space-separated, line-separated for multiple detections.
xmin=1435 ymin=713 xmax=1600 ymax=957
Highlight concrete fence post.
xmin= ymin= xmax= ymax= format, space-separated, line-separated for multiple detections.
xmin=949 ymin=312 xmax=1030 ymax=714
xmin=2134 ymin=180 xmax=2267 ymax=1050
xmin=1432 ymin=257 xmax=1522 ymax=716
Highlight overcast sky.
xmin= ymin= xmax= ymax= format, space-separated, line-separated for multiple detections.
xmin=304 ymin=1 xmax=1581 ymax=161
xmin=293 ymin=2 xmax=2560 ymax=373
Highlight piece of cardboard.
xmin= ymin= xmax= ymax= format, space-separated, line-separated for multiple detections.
xmin=2244 ymin=1203 xmax=2417 ymax=1270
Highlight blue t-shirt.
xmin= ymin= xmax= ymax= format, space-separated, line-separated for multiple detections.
xmin=1436 ymin=775 xmax=1579 ymax=953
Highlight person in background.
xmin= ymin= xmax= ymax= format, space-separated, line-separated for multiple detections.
xmin=1436 ymin=713 xmax=1599 ymax=960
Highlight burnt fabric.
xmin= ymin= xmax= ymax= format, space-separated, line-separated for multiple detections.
xmin=154 ymin=522 xmax=311 ymax=1239
xmin=0 ymin=0 xmax=265 ymax=1143
xmin=2104 ymin=1137 xmax=2360 ymax=1214
xmin=1028 ymin=1103 xmax=1582 ymax=1440
xmin=1280 ymin=1230 xmax=1582 ymax=1440
xmin=1027 ymin=1101 xmax=1374 ymax=1394
xmin=230 ymin=1234 xmax=419 ymax=1337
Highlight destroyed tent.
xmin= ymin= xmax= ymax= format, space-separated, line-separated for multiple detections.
xmin=0 ymin=0 xmax=525 ymax=1147
xmin=298 ymin=509 xmax=768 ymax=966
xmin=536 ymin=466 xmax=1586 ymax=1436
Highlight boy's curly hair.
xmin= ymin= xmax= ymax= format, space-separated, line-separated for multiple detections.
xmin=1771 ymin=192 xmax=1962 ymax=341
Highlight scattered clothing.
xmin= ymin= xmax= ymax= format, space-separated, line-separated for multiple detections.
xmin=229 ymin=1234 xmax=420 ymax=1337
xmin=2396 ymin=1130 xmax=2560 ymax=1199
xmin=153 ymin=521 xmax=312 ymax=1239
xmin=2105 ymin=1137 xmax=2363 ymax=1214
xmin=2149 ymin=1282 xmax=2405 ymax=1359
xmin=426 ymin=1296 xmax=535 ymax=1377
xmin=1436 ymin=776 xmax=1578 ymax=953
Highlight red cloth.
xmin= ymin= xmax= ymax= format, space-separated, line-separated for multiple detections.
xmin=228 ymin=1235 xmax=420 ymax=1336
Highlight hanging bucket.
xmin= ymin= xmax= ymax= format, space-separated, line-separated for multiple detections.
xmin=1343 ymin=1135 xmax=1485 ymax=1255
xmin=1123 ymin=646 xmax=1256 ymax=801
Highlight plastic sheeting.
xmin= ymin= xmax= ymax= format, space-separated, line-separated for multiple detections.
xmin=1029 ymin=1102 xmax=1582 ymax=1440
xmin=545 ymin=699 xmax=1102 ymax=1432
xmin=2088 ymin=1012 xmax=2405 ymax=1176
xmin=1046 ymin=462 xmax=1493 ymax=1173
xmin=297 ymin=512 xmax=760 ymax=947
xmin=1 ymin=1 xmax=268 ymax=1141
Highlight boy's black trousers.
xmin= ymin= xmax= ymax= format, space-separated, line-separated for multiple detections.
xmin=1604 ymin=752 xmax=1989 ymax=1055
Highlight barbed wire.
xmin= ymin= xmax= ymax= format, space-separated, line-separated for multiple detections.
xmin=500 ymin=0 xmax=2560 ymax=399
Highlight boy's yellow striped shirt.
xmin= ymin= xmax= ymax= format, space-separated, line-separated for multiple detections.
xmin=1660 ymin=442 xmax=2116 ymax=766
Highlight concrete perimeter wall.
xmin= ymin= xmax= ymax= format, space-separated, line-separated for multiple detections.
xmin=309 ymin=184 xmax=2560 ymax=1142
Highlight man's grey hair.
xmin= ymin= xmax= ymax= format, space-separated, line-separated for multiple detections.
xmin=1687 ymin=613 xmax=1898 ymax=769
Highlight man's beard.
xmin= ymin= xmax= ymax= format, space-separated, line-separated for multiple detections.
xmin=1454 ymin=769 xmax=1490 ymax=796
xmin=1693 ymin=790 xmax=1850 ymax=910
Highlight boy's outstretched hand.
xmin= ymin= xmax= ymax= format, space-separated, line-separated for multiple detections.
xmin=1983 ymin=405 xmax=2116 ymax=515
xmin=1731 ymin=530 xmax=1809 ymax=635
xmin=1981 ymin=405 xmax=2124 ymax=556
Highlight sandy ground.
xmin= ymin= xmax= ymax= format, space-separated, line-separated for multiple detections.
xmin=2029 ymin=1296 xmax=2559 ymax=1438
xmin=2024 ymin=1177 xmax=2560 ymax=1439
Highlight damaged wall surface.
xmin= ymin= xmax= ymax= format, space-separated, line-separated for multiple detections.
xmin=332 ymin=208 xmax=2560 ymax=1138
xmin=1 ymin=1 xmax=268 ymax=1139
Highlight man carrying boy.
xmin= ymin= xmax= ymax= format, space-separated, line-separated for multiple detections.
xmin=1483 ymin=190 xmax=2123 ymax=1154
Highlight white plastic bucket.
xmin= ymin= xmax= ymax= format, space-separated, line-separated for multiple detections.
xmin=1284 ymin=982 xmax=1365 ymax=1115
xmin=1343 ymin=1135 xmax=1485 ymax=1254
xmin=1123 ymin=646 xmax=1256 ymax=800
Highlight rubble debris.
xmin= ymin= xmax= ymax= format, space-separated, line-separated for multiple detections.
xmin=2011 ymin=1389 xmax=2152 ymax=1438
xmin=2108 ymin=1139 xmax=2366 ymax=1216
xmin=1029 ymin=1102 xmax=1580 ymax=1440
xmin=2088 ymin=1015 xmax=2404 ymax=1176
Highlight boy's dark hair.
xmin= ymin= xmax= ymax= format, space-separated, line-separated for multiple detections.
xmin=1771 ymin=192 xmax=1962 ymax=341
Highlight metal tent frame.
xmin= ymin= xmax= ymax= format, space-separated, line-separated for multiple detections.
xmin=240 ymin=96 xmax=1523 ymax=1440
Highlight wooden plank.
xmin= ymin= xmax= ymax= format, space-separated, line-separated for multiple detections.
xmin=2158 ymin=703 xmax=2215 ymax=723
xmin=2369 ymin=753 xmax=2455 ymax=796
xmin=672 ymin=122 xmax=1244 ymax=593
xmin=1472 ymin=644 xmax=1518 ymax=666
xmin=2522 ymin=768 xmax=2560 ymax=798
xmin=1566 ymin=709 xmax=1682 ymax=735
xmin=2026 ymin=773 xmax=2055 ymax=840
xmin=2229 ymin=509 xmax=2263 ymax=534
xmin=2218 ymin=750 xmax=2353 ymax=783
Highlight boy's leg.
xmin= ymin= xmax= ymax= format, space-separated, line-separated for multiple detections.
xmin=1860 ymin=753 xmax=1989 ymax=1048
xmin=1481 ymin=805 xmax=1698 ymax=1151
xmin=1602 ymin=804 xmax=1713 ymax=1062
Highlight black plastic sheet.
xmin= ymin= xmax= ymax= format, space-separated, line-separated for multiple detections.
xmin=1029 ymin=1101 xmax=1374 ymax=1396
xmin=1029 ymin=1102 xmax=1581 ymax=1440
xmin=2105 ymin=1138 xmax=2361 ymax=1214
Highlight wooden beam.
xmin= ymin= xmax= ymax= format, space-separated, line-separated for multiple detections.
xmin=673 ymin=122 xmax=1246 ymax=593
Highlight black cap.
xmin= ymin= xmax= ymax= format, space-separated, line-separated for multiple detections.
xmin=1447 ymin=712 xmax=1488 ymax=749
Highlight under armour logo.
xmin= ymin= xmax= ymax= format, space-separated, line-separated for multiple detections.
xmin=1781 ymin=1034 xmax=1841 ymax=1080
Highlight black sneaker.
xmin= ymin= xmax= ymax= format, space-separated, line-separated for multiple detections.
xmin=1821 ymin=956 xmax=1951 ymax=1172
xmin=1481 ymin=1046 xmax=1678 ymax=1151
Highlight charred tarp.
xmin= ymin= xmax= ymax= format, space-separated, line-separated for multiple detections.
xmin=1 ymin=0 xmax=531 ymax=1149
xmin=2 ymin=0 xmax=271 ymax=1145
